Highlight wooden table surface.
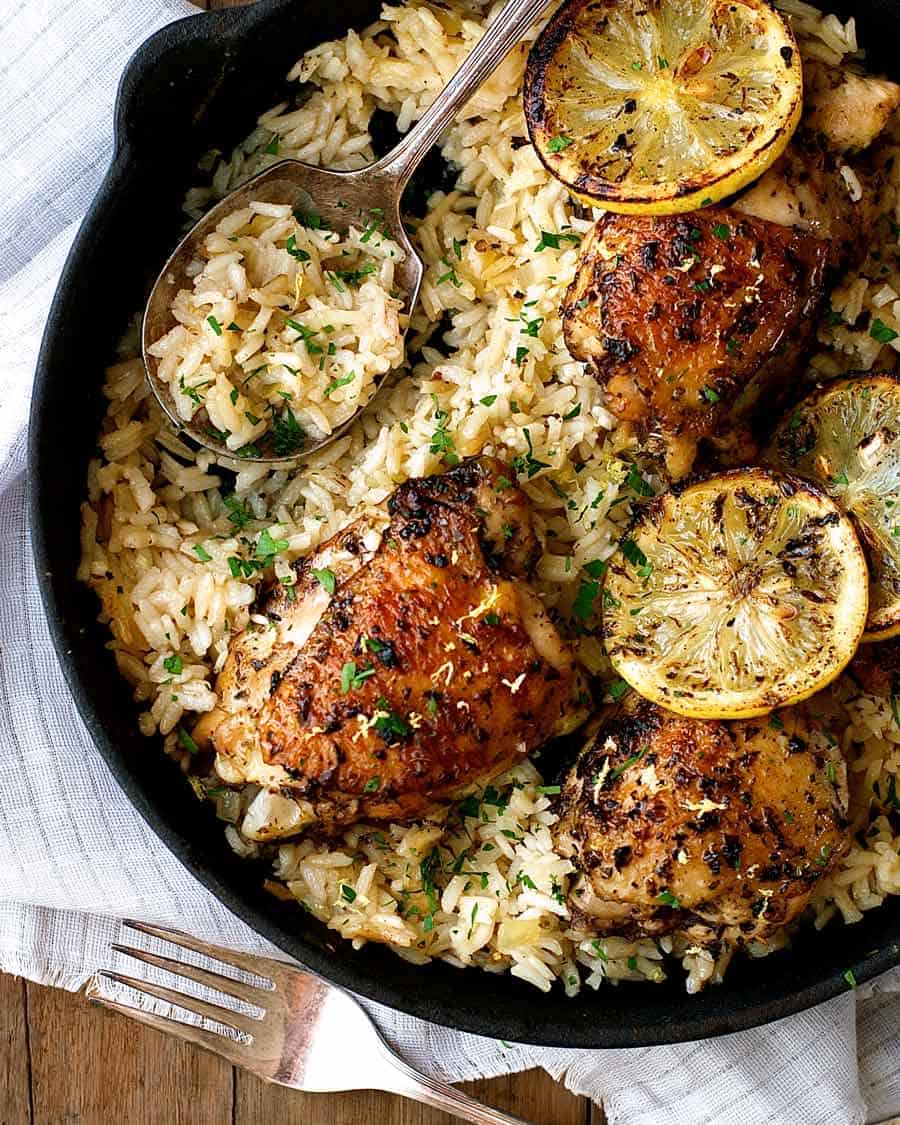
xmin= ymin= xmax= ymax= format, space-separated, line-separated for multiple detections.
xmin=0 ymin=2 xmax=593 ymax=1122
xmin=0 ymin=971 xmax=594 ymax=1123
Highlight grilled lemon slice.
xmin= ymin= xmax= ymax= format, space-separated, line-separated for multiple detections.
xmin=767 ymin=374 xmax=900 ymax=642
xmin=602 ymin=468 xmax=868 ymax=718
xmin=525 ymin=0 xmax=803 ymax=215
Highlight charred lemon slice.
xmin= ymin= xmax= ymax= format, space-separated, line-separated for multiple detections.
xmin=767 ymin=375 xmax=900 ymax=642
xmin=602 ymin=468 xmax=868 ymax=718
xmin=525 ymin=0 xmax=803 ymax=215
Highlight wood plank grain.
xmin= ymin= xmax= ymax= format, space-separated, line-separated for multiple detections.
xmin=26 ymin=981 xmax=233 ymax=1125
xmin=236 ymin=1065 xmax=590 ymax=1125
xmin=0 ymin=975 xmax=32 ymax=1125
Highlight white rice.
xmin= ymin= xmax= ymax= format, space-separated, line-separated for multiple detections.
xmin=149 ymin=204 xmax=405 ymax=451
xmin=79 ymin=0 xmax=900 ymax=995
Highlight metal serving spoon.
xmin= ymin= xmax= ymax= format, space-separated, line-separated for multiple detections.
xmin=143 ymin=0 xmax=552 ymax=465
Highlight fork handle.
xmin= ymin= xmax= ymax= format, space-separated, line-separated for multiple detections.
xmin=376 ymin=1047 xmax=531 ymax=1124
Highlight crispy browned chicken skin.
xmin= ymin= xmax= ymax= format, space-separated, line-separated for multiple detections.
xmin=554 ymin=693 xmax=850 ymax=947
xmin=198 ymin=458 xmax=589 ymax=831
xmin=562 ymin=209 xmax=828 ymax=477
xmin=562 ymin=60 xmax=900 ymax=480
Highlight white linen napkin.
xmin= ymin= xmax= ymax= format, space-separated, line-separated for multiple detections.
xmin=2 ymin=3 xmax=900 ymax=1121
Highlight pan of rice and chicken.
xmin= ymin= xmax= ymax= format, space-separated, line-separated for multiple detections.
xmin=30 ymin=0 xmax=900 ymax=1045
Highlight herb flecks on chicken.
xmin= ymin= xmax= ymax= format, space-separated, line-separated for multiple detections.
xmin=197 ymin=458 xmax=590 ymax=832
xmin=562 ymin=209 xmax=828 ymax=479
xmin=554 ymin=693 xmax=850 ymax=948
xmin=562 ymin=58 xmax=900 ymax=481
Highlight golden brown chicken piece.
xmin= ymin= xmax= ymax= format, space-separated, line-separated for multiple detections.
xmin=562 ymin=209 xmax=828 ymax=477
xmin=554 ymin=693 xmax=850 ymax=948
xmin=734 ymin=62 xmax=900 ymax=263
xmin=563 ymin=60 xmax=900 ymax=479
xmin=198 ymin=458 xmax=590 ymax=833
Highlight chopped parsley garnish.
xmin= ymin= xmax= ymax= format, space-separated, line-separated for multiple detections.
xmin=657 ymin=56 xmax=669 ymax=68
xmin=609 ymin=744 xmax=648 ymax=780
xmin=341 ymin=660 xmax=375 ymax=693
xmin=177 ymin=727 xmax=199 ymax=754
xmin=534 ymin=229 xmax=581 ymax=253
xmin=295 ymin=209 xmax=326 ymax=230
xmin=311 ymin=567 xmax=336 ymax=595
xmin=255 ymin=528 xmax=289 ymax=561
xmin=265 ymin=135 xmax=280 ymax=155
xmin=429 ymin=397 xmax=459 ymax=466
xmin=436 ymin=256 xmax=462 ymax=287
xmin=163 ymin=654 xmax=183 ymax=676
xmin=285 ymin=233 xmax=310 ymax=262
xmin=656 ymin=890 xmax=680 ymax=907
xmin=712 ymin=223 xmax=730 ymax=240
xmin=271 ymin=405 xmax=305 ymax=456
xmin=373 ymin=697 xmax=411 ymax=738
xmin=521 ymin=314 xmax=544 ymax=338
xmin=223 ymin=494 xmax=253 ymax=531
xmin=726 ymin=337 xmax=741 ymax=356
xmin=572 ymin=580 xmax=599 ymax=621
xmin=769 ymin=713 xmax=784 ymax=731
xmin=206 ymin=315 xmax=223 ymax=336
xmin=547 ymin=134 xmax=574 ymax=153
xmin=286 ymin=319 xmax=322 ymax=353
xmin=871 ymin=318 xmax=899 ymax=344
xmin=479 ymin=394 xmax=498 ymax=407
xmin=515 ymin=345 xmax=529 ymax=365
xmin=363 ymin=777 xmax=381 ymax=793
xmin=702 ymin=385 xmax=721 ymax=403
xmin=324 ymin=371 xmax=356 ymax=397
xmin=843 ymin=968 xmax=857 ymax=988
xmin=790 ymin=411 xmax=803 ymax=431
xmin=340 ymin=884 xmax=357 ymax=903
xmin=495 ymin=475 xmax=514 ymax=491
xmin=484 ymin=611 xmax=501 ymax=626
xmin=332 ymin=262 xmax=377 ymax=287
xmin=563 ymin=403 xmax=581 ymax=420
xmin=511 ymin=428 xmax=550 ymax=479
xmin=625 ymin=464 xmax=654 ymax=497
xmin=621 ymin=538 xmax=647 ymax=568
xmin=536 ymin=785 xmax=561 ymax=795
xmin=832 ymin=471 xmax=849 ymax=486
xmin=452 ymin=237 xmax=464 ymax=260
xmin=608 ymin=679 xmax=629 ymax=702
xmin=193 ymin=544 xmax=212 ymax=562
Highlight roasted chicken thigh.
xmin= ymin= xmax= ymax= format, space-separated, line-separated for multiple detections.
xmin=198 ymin=458 xmax=589 ymax=832
xmin=562 ymin=209 xmax=828 ymax=477
xmin=562 ymin=60 xmax=900 ymax=479
xmin=554 ymin=693 xmax=850 ymax=947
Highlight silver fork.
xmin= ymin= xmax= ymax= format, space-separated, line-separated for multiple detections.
xmin=86 ymin=920 xmax=531 ymax=1125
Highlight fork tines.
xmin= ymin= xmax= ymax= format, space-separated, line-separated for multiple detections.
xmin=86 ymin=920 xmax=280 ymax=1059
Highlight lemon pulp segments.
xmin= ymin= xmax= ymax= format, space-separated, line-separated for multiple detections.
xmin=602 ymin=469 xmax=868 ymax=718
xmin=768 ymin=374 xmax=900 ymax=641
xmin=525 ymin=0 xmax=803 ymax=214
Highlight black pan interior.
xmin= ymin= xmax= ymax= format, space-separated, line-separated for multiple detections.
xmin=28 ymin=0 xmax=900 ymax=1047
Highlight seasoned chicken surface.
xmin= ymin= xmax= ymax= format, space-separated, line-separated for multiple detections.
xmin=562 ymin=210 xmax=828 ymax=477
xmin=554 ymin=693 xmax=850 ymax=947
xmin=734 ymin=62 xmax=900 ymax=262
xmin=804 ymin=60 xmax=900 ymax=154
xmin=563 ymin=60 xmax=900 ymax=479
xmin=198 ymin=458 xmax=589 ymax=832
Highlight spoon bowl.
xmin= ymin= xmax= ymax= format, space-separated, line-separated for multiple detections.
xmin=141 ymin=0 xmax=551 ymax=465
xmin=142 ymin=160 xmax=424 ymax=465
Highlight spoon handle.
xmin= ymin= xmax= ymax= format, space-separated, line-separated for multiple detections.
xmin=373 ymin=0 xmax=552 ymax=189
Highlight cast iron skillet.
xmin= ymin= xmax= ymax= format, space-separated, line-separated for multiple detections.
xmin=28 ymin=0 xmax=900 ymax=1047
